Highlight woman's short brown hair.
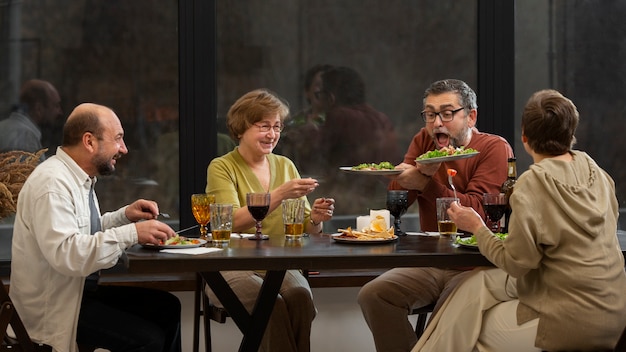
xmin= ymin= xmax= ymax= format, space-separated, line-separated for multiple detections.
xmin=226 ymin=89 xmax=290 ymax=141
xmin=522 ymin=89 xmax=578 ymax=156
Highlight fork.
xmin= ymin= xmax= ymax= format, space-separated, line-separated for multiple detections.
xmin=446 ymin=169 xmax=458 ymax=200
xmin=448 ymin=175 xmax=457 ymax=200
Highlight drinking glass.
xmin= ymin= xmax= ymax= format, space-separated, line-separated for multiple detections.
xmin=436 ymin=197 xmax=459 ymax=236
xmin=282 ymin=199 xmax=306 ymax=240
xmin=246 ymin=193 xmax=271 ymax=240
xmin=386 ymin=190 xmax=409 ymax=236
xmin=210 ymin=203 xmax=233 ymax=247
xmin=191 ymin=193 xmax=216 ymax=240
xmin=483 ymin=193 xmax=507 ymax=233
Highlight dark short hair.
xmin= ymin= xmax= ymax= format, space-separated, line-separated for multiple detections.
xmin=522 ymin=89 xmax=578 ymax=155
xmin=321 ymin=66 xmax=366 ymax=106
xmin=226 ymin=89 xmax=290 ymax=141
xmin=423 ymin=79 xmax=478 ymax=111
xmin=19 ymin=79 xmax=54 ymax=112
xmin=303 ymin=64 xmax=333 ymax=90
xmin=62 ymin=108 xmax=104 ymax=147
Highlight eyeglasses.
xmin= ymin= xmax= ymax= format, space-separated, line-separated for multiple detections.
xmin=421 ymin=107 xmax=465 ymax=123
xmin=254 ymin=123 xmax=284 ymax=133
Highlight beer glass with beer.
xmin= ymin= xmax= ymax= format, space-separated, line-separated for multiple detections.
xmin=282 ymin=199 xmax=306 ymax=240
xmin=191 ymin=193 xmax=215 ymax=240
xmin=436 ymin=197 xmax=459 ymax=236
xmin=210 ymin=203 xmax=233 ymax=246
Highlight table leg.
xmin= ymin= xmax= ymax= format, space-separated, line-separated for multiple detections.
xmin=201 ymin=270 xmax=287 ymax=352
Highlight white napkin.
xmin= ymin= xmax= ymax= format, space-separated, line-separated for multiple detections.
xmin=230 ymin=233 xmax=256 ymax=239
xmin=423 ymin=232 xmax=442 ymax=236
xmin=356 ymin=216 xmax=371 ymax=230
xmin=160 ymin=247 xmax=223 ymax=255
xmin=370 ymin=209 xmax=391 ymax=228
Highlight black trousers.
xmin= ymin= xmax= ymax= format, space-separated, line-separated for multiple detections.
xmin=77 ymin=285 xmax=182 ymax=352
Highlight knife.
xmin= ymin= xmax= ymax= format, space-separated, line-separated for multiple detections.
xmin=175 ymin=224 xmax=199 ymax=234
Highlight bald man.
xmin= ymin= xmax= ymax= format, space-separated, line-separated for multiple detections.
xmin=10 ymin=103 xmax=181 ymax=352
xmin=0 ymin=79 xmax=63 ymax=155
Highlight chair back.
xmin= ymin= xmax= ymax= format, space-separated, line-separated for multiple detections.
xmin=1 ymin=284 xmax=36 ymax=352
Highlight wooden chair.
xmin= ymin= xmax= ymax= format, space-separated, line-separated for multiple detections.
xmin=1 ymin=283 xmax=37 ymax=352
xmin=411 ymin=304 xmax=435 ymax=340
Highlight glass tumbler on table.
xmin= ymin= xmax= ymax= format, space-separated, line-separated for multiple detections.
xmin=191 ymin=193 xmax=215 ymax=240
xmin=282 ymin=199 xmax=306 ymax=240
xmin=436 ymin=197 xmax=459 ymax=236
xmin=483 ymin=193 xmax=507 ymax=233
xmin=210 ymin=203 xmax=233 ymax=247
xmin=246 ymin=192 xmax=271 ymax=240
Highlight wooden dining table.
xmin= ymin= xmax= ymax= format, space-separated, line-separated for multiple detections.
xmin=3 ymin=230 xmax=625 ymax=351
xmin=125 ymin=232 xmax=491 ymax=351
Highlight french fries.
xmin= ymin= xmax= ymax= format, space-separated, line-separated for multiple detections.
xmin=337 ymin=226 xmax=395 ymax=240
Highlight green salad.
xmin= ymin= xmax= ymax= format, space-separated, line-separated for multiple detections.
xmin=455 ymin=232 xmax=508 ymax=246
xmin=352 ymin=161 xmax=395 ymax=170
xmin=416 ymin=146 xmax=478 ymax=160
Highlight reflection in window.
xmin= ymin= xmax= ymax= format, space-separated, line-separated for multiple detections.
xmin=216 ymin=0 xmax=478 ymax=217
xmin=0 ymin=0 xmax=180 ymax=220
xmin=515 ymin=0 xmax=626 ymax=228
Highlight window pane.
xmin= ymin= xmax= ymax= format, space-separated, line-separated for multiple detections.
xmin=216 ymin=0 xmax=478 ymax=218
xmin=515 ymin=0 xmax=626 ymax=229
xmin=0 ymin=0 xmax=180 ymax=222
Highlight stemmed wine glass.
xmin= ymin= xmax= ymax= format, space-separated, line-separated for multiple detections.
xmin=483 ymin=193 xmax=507 ymax=233
xmin=246 ymin=192 xmax=271 ymax=240
xmin=386 ymin=190 xmax=409 ymax=236
xmin=191 ymin=193 xmax=215 ymax=240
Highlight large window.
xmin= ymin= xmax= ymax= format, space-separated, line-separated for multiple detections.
xmin=0 ymin=0 xmax=179 ymax=222
xmin=214 ymin=0 xmax=478 ymax=219
xmin=4 ymin=0 xmax=624 ymax=231
xmin=515 ymin=0 xmax=626 ymax=229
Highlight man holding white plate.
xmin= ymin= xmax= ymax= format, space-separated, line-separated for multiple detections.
xmin=358 ymin=79 xmax=513 ymax=352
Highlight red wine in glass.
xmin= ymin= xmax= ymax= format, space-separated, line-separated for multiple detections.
xmin=386 ymin=190 xmax=409 ymax=236
xmin=246 ymin=193 xmax=271 ymax=240
xmin=483 ymin=193 xmax=506 ymax=233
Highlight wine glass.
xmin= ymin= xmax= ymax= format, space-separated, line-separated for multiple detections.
xmin=246 ymin=193 xmax=271 ymax=240
xmin=386 ymin=190 xmax=409 ymax=236
xmin=191 ymin=193 xmax=215 ymax=240
xmin=483 ymin=193 xmax=506 ymax=233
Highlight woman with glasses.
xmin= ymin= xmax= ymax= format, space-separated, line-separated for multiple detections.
xmin=205 ymin=88 xmax=335 ymax=352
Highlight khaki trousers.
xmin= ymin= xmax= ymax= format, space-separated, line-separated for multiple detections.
xmin=358 ymin=267 xmax=475 ymax=352
xmin=412 ymin=268 xmax=540 ymax=352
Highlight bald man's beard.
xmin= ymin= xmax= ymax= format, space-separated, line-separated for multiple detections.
xmin=94 ymin=153 xmax=118 ymax=176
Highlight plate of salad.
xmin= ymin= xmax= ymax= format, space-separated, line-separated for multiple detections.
xmin=454 ymin=232 xmax=508 ymax=250
xmin=141 ymin=235 xmax=207 ymax=249
xmin=339 ymin=161 xmax=402 ymax=175
xmin=416 ymin=146 xmax=479 ymax=164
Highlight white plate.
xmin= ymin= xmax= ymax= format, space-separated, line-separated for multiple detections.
xmin=456 ymin=242 xmax=479 ymax=250
xmin=415 ymin=152 xmax=480 ymax=164
xmin=339 ymin=167 xmax=403 ymax=175
xmin=141 ymin=239 xmax=207 ymax=250
xmin=331 ymin=233 xmax=398 ymax=244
